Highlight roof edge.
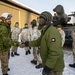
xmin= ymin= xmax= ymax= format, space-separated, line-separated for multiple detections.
xmin=1 ymin=0 xmax=40 ymax=15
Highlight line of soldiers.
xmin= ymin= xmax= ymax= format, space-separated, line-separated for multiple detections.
xmin=11 ymin=19 xmax=42 ymax=69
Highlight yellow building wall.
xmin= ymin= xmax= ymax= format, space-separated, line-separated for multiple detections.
xmin=0 ymin=2 xmax=19 ymax=27
xmin=19 ymin=9 xmax=28 ymax=28
xmin=29 ymin=13 xmax=39 ymax=25
xmin=0 ymin=1 xmax=39 ymax=28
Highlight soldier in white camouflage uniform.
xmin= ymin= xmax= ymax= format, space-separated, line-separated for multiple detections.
xmin=11 ymin=22 xmax=21 ymax=57
xmin=20 ymin=23 xmax=31 ymax=55
xmin=57 ymin=25 xmax=65 ymax=47
xmin=29 ymin=19 xmax=42 ymax=69
xmin=69 ymin=30 xmax=75 ymax=68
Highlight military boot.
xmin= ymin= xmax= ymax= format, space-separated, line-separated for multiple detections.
xmin=26 ymin=51 xmax=28 ymax=55
xmin=35 ymin=64 xmax=42 ymax=69
xmin=11 ymin=52 xmax=14 ymax=57
xmin=3 ymin=73 xmax=9 ymax=75
xmin=14 ymin=52 xmax=20 ymax=56
xmin=8 ymin=68 xmax=10 ymax=71
xmin=31 ymin=60 xmax=37 ymax=65
xmin=69 ymin=63 xmax=75 ymax=68
xmin=28 ymin=50 xmax=31 ymax=54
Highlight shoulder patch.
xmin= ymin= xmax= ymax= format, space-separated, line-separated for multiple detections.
xmin=51 ymin=38 xmax=56 ymax=42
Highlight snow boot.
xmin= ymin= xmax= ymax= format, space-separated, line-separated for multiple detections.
xmin=8 ymin=68 xmax=10 ymax=71
xmin=69 ymin=63 xmax=75 ymax=68
xmin=31 ymin=60 xmax=37 ymax=65
xmin=14 ymin=52 xmax=20 ymax=56
xmin=26 ymin=51 xmax=28 ymax=55
xmin=3 ymin=73 xmax=9 ymax=75
xmin=11 ymin=52 xmax=14 ymax=57
xmin=35 ymin=64 xmax=42 ymax=69
xmin=28 ymin=50 xmax=31 ymax=54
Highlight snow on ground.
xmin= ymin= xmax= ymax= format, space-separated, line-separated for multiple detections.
xmin=0 ymin=47 xmax=75 ymax=75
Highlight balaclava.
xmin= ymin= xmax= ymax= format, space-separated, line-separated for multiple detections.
xmin=24 ymin=23 xmax=28 ymax=28
xmin=38 ymin=11 xmax=52 ymax=30
xmin=31 ymin=19 xmax=37 ymax=28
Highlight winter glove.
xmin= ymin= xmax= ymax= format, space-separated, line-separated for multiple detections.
xmin=42 ymin=66 xmax=52 ymax=75
xmin=22 ymin=41 xmax=29 ymax=46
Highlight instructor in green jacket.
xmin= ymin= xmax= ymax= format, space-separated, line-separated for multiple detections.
xmin=22 ymin=11 xmax=65 ymax=75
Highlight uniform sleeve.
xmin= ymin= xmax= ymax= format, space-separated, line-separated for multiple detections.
xmin=28 ymin=30 xmax=31 ymax=41
xmin=61 ymin=31 xmax=65 ymax=46
xmin=45 ymin=32 xmax=62 ymax=68
xmin=1 ymin=26 xmax=11 ymax=48
xmin=11 ymin=27 xmax=14 ymax=32
xmin=18 ymin=28 xmax=21 ymax=34
xmin=29 ymin=36 xmax=41 ymax=47
xmin=20 ymin=33 xmax=23 ymax=42
xmin=37 ymin=30 xmax=41 ymax=37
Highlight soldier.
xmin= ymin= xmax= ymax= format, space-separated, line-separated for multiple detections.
xmin=69 ymin=30 xmax=75 ymax=68
xmin=57 ymin=25 xmax=65 ymax=47
xmin=22 ymin=11 xmax=65 ymax=75
xmin=11 ymin=22 xmax=21 ymax=57
xmin=20 ymin=23 xmax=31 ymax=55
xmin=0 ymin=13 xmax=19 ymax=75
xmin=29 ymin=19 xmax=42 ymax=68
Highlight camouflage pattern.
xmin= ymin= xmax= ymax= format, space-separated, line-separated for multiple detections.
xmin=20 ymin=28 xmax=30 ymax=51
xmin=29 ymin=26 xmax=41 ymax=41
xmin=0 ymin=52 xmax=8 ymax=74
xmin=71 ymin=31 xmax=75 ymax=62
xmin=0 ymin=21 xmax=19 ymax=74
xmin=59 ymin=29 xmax=65 ymax=47
xmin=0 ymin=22 xmax=19 ymax=51
xmin=0 ymin=22 xmax=11 ymax=52
xmin=11 ymin=26 xmax=21 ymax=52
xmin=11 ymin=26 xmax=21 ymax=41
xmin=29 ymin=26 xmax=42 ymax=63
xmin=11 ymin=46 xmax=18 ymax=52
xmin=33 ymin=47 xmax=42 ymax=63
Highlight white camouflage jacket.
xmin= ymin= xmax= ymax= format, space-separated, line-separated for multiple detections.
xmin=29 ymin=26 xmax=41 ymax=41
xmin=11 ymin=26 xmax=21 ymax=41
xmin=20 ymin=28 xmax=30 ymax=42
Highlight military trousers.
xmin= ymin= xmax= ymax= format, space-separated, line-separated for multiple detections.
xmin=33 ymin=47 xmax=42 ymax=63
xmin=11 ymin=46 xmax=18 ymax=52
xmin=0 ymin=51 xmax=9 ymax=74
xmin=24 ymin=47 xmax=29 ymax=51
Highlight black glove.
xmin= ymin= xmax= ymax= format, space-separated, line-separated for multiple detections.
xmin=22 ymin=41 xmax=29 ymax=46
xmin=42 ymin=66 xmax=52 ymax=75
